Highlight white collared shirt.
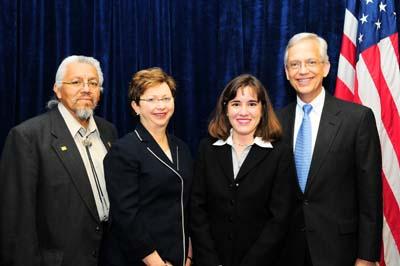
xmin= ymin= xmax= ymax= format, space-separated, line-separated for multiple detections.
xmin=213 ymin=131 xmax=273 ymax=179
xmin=58 ymin=103 xmax=109 ymax=221
xmin=293 ymin=88 xmax=325 ymax=155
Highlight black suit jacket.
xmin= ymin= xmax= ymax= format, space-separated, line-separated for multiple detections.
xmin=0 ymin=107 xmax=118 ymax=266
xmin=277 ymin=93 xmax=382 ymax=266
xmin=190 ymin=137 xmax=295 ymax=266
xmin=101 ymin=123 xmax=193 ymax=266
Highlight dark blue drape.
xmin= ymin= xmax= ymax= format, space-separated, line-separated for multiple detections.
xmin=1 ymin=0 xmax=399 ymax=152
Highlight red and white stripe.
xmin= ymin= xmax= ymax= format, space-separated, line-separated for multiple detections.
xmin=335 ymin=6 xmax=400 ymax=266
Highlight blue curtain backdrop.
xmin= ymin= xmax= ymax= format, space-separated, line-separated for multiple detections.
xmin=1 ymin=0 xmax=399 ymax=152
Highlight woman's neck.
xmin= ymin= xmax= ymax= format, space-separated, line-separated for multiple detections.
xmin=142 ymin=123 xmax=169 ymax=151
xmin=232 ymin=132 xmax=254 ymax=147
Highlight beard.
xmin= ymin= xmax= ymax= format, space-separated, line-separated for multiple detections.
xmin=72 ymin=93 xmax=98 ymax=121
xmin=75 ymin=107 xmax=94 ymax=120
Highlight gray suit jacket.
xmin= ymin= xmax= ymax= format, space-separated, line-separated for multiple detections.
xmin=0 ymin=107 xmax=117 ymax=266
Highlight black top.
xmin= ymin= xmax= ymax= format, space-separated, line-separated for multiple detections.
xmin=191 ymin=137 xmax=295 ymax=266
xmin=101 ymin=123 xmax=193 ymax=266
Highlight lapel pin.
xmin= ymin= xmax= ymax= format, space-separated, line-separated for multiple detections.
xmin=107 ymin=142 xmax=112 ymax=148
xmin=61 ymin=146 xmax=68 ymax=151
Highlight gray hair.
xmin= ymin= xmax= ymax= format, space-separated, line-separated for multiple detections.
xmin=47 ymin=55 xmax=104 ymax=109
xmin=284 ymin=32 xmax=330 ymax=66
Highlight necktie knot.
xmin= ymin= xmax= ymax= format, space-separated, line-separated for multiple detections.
xmin=303 ymin=104 xmax=312 ymax=114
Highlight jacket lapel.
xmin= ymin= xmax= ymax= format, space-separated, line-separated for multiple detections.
xmin=279 ymin=104 xmax=304 ymax=194
xmin=283 ymin=103 xmax=296 ymax=151
xmin=214 ymin=144 xmax=234 ymax=183
xmin=50 ymin=109 xmax=100 ymax=223
xmin=95 ymin=117 xmax=114 ymax=151
xmin=168 ymin=137 xmax=180 ymax=170
xmin=305 ymin=94 xmax=342 ymax=193
xmin=236 ymin=145 xmax=270 ymax=181
xmin=134 ymin=124 xmax=180 ymax=175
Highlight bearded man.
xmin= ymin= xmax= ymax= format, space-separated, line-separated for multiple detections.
xmin=0 ymin=55 xmax=118 ymax=266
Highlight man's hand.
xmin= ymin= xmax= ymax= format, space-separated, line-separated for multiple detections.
xmin=354 ymin=258 xmax=378 ymax=266
xmin=186 ymin=237 xmax=193 ymax=266
xmin=142 ymin=251 xmax=166 ymax=266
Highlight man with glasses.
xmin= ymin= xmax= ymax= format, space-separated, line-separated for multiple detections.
xmin=0 ymin=55 xmax=117 ymax=266
xmin=277 ymin=33 xmax=382 ymax=266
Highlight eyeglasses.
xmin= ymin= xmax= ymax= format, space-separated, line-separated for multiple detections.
xmin=62 ymin=80 xmax=100 ymax=89
xmin=139 ymin=97 xmax=173 ymax=104
xmin=286 ymin=59 xmax=324 ymax=71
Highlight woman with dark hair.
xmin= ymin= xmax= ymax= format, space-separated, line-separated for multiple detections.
xmin=102 ymin=67 xmax=192 ymax=266
xmin=191 ymin=74 xmax=295 ymax=266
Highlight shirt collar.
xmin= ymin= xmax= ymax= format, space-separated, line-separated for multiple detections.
xmin=296 ymin=87 xmax=325 ymax=116
xmin=212 ymin=129 xmax=273 ymax=148
xmin=58 ymin=103 xmax=98 ymax=137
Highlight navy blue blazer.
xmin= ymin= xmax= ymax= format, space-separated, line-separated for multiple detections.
xmin=102 ymin=123 xmax=193 ymax=266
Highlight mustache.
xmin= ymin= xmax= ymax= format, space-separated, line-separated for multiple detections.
xmin=72 ymin=92 xmax=97 ymax=105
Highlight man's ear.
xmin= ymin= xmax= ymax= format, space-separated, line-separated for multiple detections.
xmin=323 ymin=62 xmax=331 ymax=78
xmin=53 ymin=84 xmax=61 ymax=99
xmin=285 ymin=67 xmax=290 ymax=80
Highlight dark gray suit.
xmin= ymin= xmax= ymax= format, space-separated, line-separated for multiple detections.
xmin=0 ymin=107 xmax=117 ymax=266
xmin=277 ymin=93 xmax=382 ymax=266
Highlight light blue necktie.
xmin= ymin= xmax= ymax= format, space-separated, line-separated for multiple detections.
xmin=295 ymin=104 xmax=313 ymax=193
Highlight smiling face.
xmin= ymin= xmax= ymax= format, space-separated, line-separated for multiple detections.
xmin=226 ymin=86 xmax=262 ymax=140
xmin=53 ymin=62 xmax=100 ymax=123
xmin=131 ymin=82 xmax=174 ymax=132
xmin=285 ymin=38 xmax=330 ymax=103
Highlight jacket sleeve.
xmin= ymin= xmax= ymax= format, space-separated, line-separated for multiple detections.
xmin=0 ymin=127 xmax=40 ymax=266
xmin=190 ymin=139 xmax=221 ymax=265
xmin=104 ymin=141 xmax=156 ymax=263
xmin=240 ymin=144 xmax=295 ymax=266
xmin=355 ymin=108 xmax=382 ymax=261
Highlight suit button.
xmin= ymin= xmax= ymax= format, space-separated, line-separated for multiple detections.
xmin=235 ymin=183 xmax=239 ymax=188
xmin=230 ymin=199 xmax=235 ymax=205
xmin=92 ymin=250 xmax=98 ymax=258
xmin=303 ymin=200 xmax=309 ymax=205
xmin=229 ymin=183 xmax=234 ymax=188
xmin=95 ymin=226 xmax=101 ymax=232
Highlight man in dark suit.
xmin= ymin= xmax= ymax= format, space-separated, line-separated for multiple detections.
xmin=277 ymin=33 xmax=382 ymax=266
xmin=0 ymin=55 xmax=117 ymax=266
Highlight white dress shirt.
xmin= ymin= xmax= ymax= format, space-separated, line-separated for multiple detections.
xmin=58 ymin=103 xmax=109 ymax=221
xmin=293 ymin=88 xmax=325 ymax=156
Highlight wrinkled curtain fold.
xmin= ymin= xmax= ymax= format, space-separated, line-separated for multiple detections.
xmin=2 ymin=0 xmax=396 ymax=151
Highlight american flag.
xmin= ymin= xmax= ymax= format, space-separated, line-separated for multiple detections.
xmin=335 ymin=0 xmax=400 ymax=265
